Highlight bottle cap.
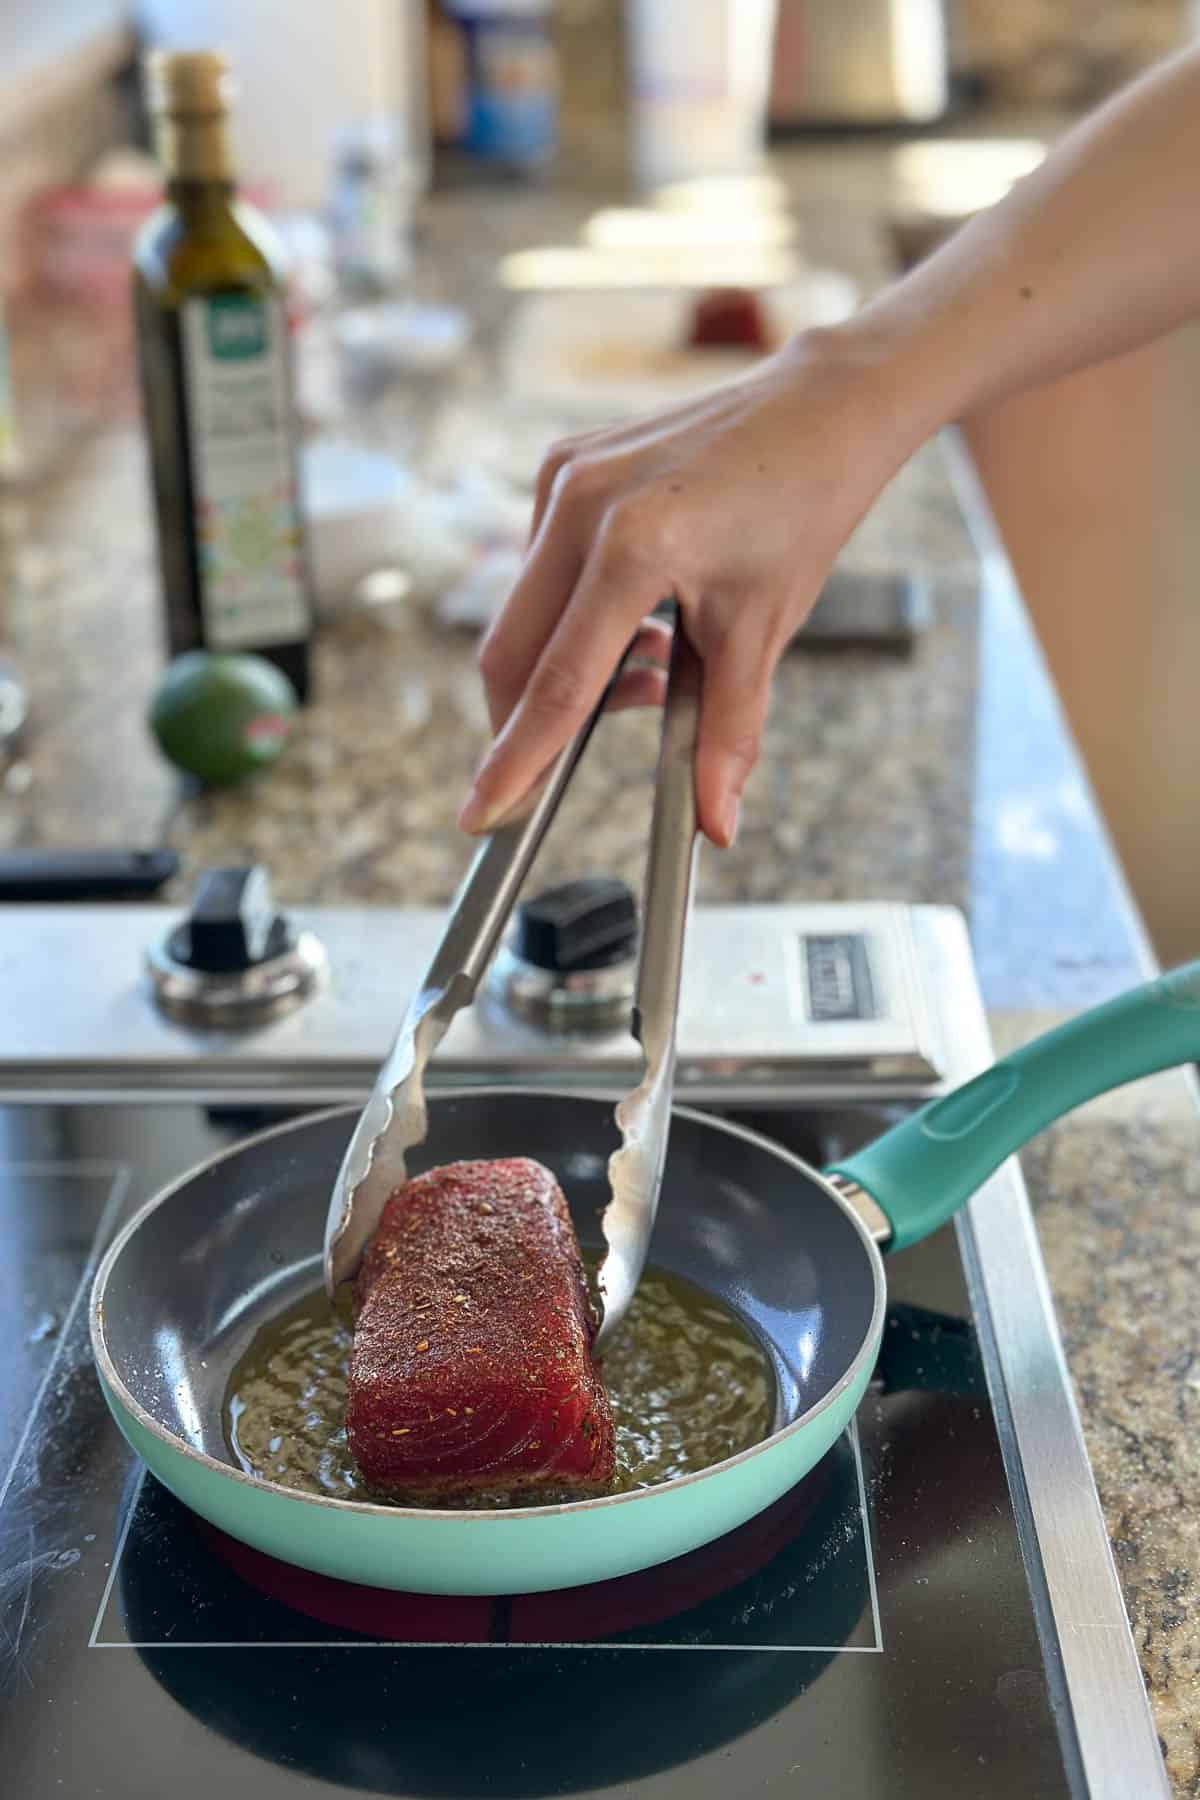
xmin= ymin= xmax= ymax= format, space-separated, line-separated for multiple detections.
xmin=144 ymin=50 xmax=234 ymax=117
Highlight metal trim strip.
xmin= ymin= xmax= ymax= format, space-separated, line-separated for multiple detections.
xmin=934 ymin=914 xmax=1169 ymax=1799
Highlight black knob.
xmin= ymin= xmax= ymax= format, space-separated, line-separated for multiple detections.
xmin=514 ymin=878 xmax=638 ymax=974
xmin=167 ymin=866 xmax=294 ymax=974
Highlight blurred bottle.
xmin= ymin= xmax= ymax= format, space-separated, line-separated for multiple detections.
xmin=439 ymin=1 xmax=559 ymax=171
xmin=768 ymin=0 xmax=949 ymax=130
xmin=331 ymin=116 xmax=423 ymax=295
xmin=428 ymin=0 xmax=470 ymax=147
xmin=134 ymin=52 xmax=315 ymax=700
xmin=624 ymin=0 xmax=778 ymax=190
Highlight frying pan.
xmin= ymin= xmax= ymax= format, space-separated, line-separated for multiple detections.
xmin=91 ymin=960 xmax=1200 ymax=1595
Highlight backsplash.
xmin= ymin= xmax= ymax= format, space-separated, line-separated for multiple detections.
xmin=555 ymin=0 xmax=1191 ymax=125
xmin=960 ymin=0 xmax=1189 ymax=104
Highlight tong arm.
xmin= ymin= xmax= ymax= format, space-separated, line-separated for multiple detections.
xmin=596 ymin=621 xmax=701 ymax=1349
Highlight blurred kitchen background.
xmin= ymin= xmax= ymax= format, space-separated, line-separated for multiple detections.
xmin=1 ymin=0 xmax=1198 ymax=966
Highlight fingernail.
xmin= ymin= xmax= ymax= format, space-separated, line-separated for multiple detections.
xmin=457 ymin=790 xmax=492 ymax=833
xmin=716 ymin=795 xmax=740 ymax=848
xmin=459 ymin=785 xmax=528 ymax=835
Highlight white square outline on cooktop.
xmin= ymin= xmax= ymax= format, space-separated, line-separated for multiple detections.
xmin=88 ymin=1422 xmax=883 ymax=1655
xmin=0 ymin=1162 xmax=131 ymax=1520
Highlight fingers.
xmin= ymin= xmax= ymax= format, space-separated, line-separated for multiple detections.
xmin=510 ymin=407 xmax=728 ymax=725
xmin=460 ymin=515 xmax=671 ymax=833
xmin=690 ymin=611 xmax=780 ymax=848
xmin=485 ymin=453 xmax=640 ymax=733
xmin=625 ymin=614 xmax=674 ymax=665
xmin=605 ymin=621 xmax=673 ymax=712
xmin=605 ymin=663 xmax=669 ymax=715
xmin=480 ymin=513 xmax=669 ymax=740
xmin=529 ymin=440 xmax=574 ymax=545
xmin=526 ymin=383 xmax=749 ymax=546
xmin=480 ymin=529 xmax=587 ymax=737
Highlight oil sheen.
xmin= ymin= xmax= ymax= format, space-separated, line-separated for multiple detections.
xmin=226 ymin=1265 xmax=774 ymax=1508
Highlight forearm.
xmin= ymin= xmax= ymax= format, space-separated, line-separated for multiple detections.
xmin=832 ymin=47 xmax=1200 ymax=438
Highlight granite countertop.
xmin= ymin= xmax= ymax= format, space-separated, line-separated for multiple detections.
xmin=1 ymin=138 xmax=1196 ymax=1789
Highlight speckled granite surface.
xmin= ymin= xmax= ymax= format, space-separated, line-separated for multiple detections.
xmin=1 ymin=140 xmax=1196 ymax=1789
xmin=990 ymin=1023 xmax=1200 ymax=1795
xmin=0 ymin=424 xmax=978 ymax=911
xmin=1 ymin=148 xmax=985 ymax=922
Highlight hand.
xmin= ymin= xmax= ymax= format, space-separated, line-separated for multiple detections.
xmin=458 ymin=328 xmax=918 ymax=847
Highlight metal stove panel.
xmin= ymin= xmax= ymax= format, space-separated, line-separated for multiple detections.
xmin=0 ymin=902 xmax=947 ymax=1103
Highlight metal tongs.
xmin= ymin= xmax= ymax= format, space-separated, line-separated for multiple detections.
xmin=323 ymin=610 xmax=701 ymax=1351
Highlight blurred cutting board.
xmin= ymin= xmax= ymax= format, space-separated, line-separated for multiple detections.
xmin=500 ymin=274 xmax=858 ymax=422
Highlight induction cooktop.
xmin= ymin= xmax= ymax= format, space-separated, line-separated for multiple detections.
xmin=0 ymin=1094 xmax=1159 ymax=1800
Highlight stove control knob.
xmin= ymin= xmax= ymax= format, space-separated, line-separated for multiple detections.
xmin=147 ymin=865 xmax=327 ymax=1028
xmin=514 ymin=877 xmax=638 ymax=973
xmin=491 ymin=877 xmax=637 ymax=1032
xmin=168 ymin=866 xmax=287 ymax=973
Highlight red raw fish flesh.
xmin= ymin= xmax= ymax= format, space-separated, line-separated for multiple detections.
xmin=346 ymin=1158 xmax=616 ymax=1501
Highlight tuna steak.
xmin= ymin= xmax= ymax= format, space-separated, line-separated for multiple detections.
xmin=346 ymin=1158 xmax=615 ymax=1501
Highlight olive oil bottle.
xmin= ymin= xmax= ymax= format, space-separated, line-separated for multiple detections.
xmin=135 ymin=51 xmax=314 ymax=700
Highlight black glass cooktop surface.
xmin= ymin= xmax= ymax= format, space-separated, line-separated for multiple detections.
xmin=0 ymin=1100 xmax=1076 ymax=1799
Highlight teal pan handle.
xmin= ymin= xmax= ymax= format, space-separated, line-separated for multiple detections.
xmin=827 ymin=960 xmax=1200 ymax=1252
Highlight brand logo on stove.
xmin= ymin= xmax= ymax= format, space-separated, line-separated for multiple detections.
xmin=804 ymin=934 xmax=876 ymax=1023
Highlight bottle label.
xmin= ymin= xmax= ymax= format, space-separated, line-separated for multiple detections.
xmin=181 ymin=293 xmax=309 ymax=651
xmin=465 ymin=22 xmax=557 ymax=162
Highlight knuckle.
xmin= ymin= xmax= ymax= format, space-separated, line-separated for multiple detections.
xmin=533 ymin=441 xmax=577 ymax=518
xmin=477 ymin=628 xmax=508 ymax=687
xmin=550 ymin=453 xmax=606 ymax=510
xmin=542 ymin=434 xmax=581 ymax=472
xmin=598 ymin=491 xmax=676 ymax=574
xmin=535 ymin=439 xmax=574 ymax=489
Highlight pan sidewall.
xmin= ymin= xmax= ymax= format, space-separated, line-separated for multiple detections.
xmin=99 ymin=1351 xmax=877 ymax=1595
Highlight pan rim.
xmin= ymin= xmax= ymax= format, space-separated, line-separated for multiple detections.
xmin=89 ymin=1089 xmax=887 ymax=1526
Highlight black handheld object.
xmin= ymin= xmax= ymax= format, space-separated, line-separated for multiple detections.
xmin=794 ymin=568 xmax=930 ymax=652
xmin=0 ymin=849 xmax=180 ymax=901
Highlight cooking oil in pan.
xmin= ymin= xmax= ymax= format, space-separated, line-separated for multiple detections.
xmin=225 ymin=1265 xmax=774 ymax=1509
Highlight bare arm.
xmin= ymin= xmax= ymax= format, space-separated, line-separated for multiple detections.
xmin=460 ymin=48 xmax=1200 ymax=846
xmin=856 ymin=47 xmax=1200 ymax=423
